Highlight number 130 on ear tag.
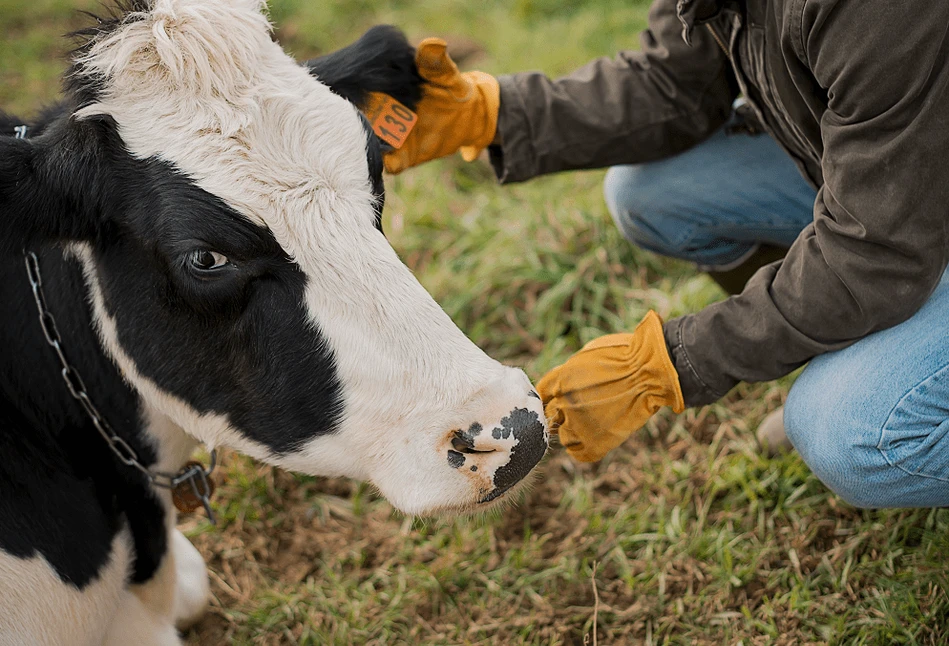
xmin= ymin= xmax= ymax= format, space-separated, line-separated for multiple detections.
xmin=363 ymin=92 xmax=418 ymax=149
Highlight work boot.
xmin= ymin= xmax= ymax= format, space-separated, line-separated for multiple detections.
xmin=756 ymin=407 xmax=793 ymax=456
xmin=705 ymin=244 xmax=789 ymax=296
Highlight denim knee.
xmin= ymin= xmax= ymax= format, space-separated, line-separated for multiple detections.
xmin=784 ymin=381 xmax=887 ymax=508
xmin=603 ymin=165 xmax=675 ymax=253
xmin=785 ymin=362 xmax=949 ymax=509
xmin=602 ymin=164 xmax=758 ymax=267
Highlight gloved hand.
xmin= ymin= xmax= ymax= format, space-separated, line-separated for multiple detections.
xmin=537 ymin=311 xmax=685 ymax=463
xmin=383 ymin=38 xmax=500 ymax=174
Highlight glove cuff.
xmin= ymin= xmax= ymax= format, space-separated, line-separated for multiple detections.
xmin=634 ymin=311 xmax=686 ymax=414
xmin=459 ymin=71 xmax=500 ymax=162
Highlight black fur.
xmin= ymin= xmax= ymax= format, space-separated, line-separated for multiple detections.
xmin=0 ymin=112 xmax=22 ymax=136
xmin=305 ymin=25 xmax=423 ymax=112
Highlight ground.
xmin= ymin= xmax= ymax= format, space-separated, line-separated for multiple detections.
xmin=3 ymin=0 xmax=949 ymax=644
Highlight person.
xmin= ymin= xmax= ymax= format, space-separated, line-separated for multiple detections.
xmin=381 ymin=0 xmax=949 ymax=508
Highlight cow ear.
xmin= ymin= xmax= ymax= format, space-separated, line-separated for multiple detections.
xmin=304 ymin=25 xmax=424 ymax=111
xmin=0 ymin=130 xmax=100 ymax=255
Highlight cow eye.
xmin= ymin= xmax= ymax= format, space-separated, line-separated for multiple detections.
xmin=187 ymin=249 xmax=230 ymax=274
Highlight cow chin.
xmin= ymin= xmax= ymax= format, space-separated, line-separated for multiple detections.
xmin=385 ymin=472 xmax=541 ymax=518
xmin=370 ymin=462 xmax=540 ymax=518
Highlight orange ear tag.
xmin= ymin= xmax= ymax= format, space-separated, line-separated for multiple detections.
xmin=363 ymin=92 xmax=418 ymax=149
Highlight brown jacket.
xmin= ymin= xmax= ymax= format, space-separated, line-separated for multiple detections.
xmin=490 ymin=0 xmax=949 ymax=405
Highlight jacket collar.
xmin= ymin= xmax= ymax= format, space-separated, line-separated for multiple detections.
xmin=676 ymin=0 xmax=728 ymax=44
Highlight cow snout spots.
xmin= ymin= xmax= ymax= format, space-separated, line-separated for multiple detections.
xmin=447 ymin=450 xmax=465 ymax=469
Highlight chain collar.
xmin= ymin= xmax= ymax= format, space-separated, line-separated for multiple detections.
xmin=13 ymin=125 xmax=29 ymax=139
xmin=23 ymin=251 xmax=218 ymax=523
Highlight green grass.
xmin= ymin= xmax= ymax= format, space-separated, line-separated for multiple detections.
xmin=4 ymin=1 xmax=949 ymax=644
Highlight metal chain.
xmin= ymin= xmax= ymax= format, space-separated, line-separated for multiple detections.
xmin=14 ymin=125 xmax=29 ymax=139
xmin=23 ymin=251 xmax=217 ymax=518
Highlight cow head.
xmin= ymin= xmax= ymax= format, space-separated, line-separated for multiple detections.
xmin=0 ymin=0 xmax=547 ymax=515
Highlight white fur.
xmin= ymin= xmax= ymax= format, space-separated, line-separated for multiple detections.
xmin=0 ymin=532 xmax=134 ymax=646
xmin=138 ymin=401 xmax=202 ymax=498
xmin=0 ymin=369 xmax=208 ymax=645
xmin=70 ymin=0 xmax=547 ymax=515
xmin=170 ymin=530 xmax=210 ymax=630
xmin=103 ymin=591 xmax=181 ymax=646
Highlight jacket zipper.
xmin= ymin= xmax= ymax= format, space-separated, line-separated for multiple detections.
xmin=706 ymin=23 xmax=731 ymax=61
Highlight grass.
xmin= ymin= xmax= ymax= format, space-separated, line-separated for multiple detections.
xmin=4 ymin=0 xmax=949 ymax=644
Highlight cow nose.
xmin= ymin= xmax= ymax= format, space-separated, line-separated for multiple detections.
xmin=446 ymin=370 xmax=549 ymax=504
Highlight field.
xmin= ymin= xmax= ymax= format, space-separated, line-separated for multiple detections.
xmin=3 ymin=0 xmax=949 ymax=644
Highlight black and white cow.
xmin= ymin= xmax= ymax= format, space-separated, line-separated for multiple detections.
xmin=0 ymin=1 xmax=548 ymax=643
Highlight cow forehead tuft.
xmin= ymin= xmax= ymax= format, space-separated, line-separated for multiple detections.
xmin=74 ymin=0 xmax=272 ymax=104
xmin=71 ymin=0 xmax=379 ymax=236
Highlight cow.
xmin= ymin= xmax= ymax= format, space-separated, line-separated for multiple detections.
xmin=0 ymin=1 xmax=549 ymax=643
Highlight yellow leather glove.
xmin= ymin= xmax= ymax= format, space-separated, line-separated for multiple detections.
xmin=537 ymin=311 xmax=685 ymax=463
xmin=384 ymin=38 xmax=500 ymax=174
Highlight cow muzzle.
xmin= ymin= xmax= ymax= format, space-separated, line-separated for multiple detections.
xmin=445 ymin=368 xmax=549 ymax=505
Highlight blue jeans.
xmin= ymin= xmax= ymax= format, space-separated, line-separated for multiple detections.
xmin=604 ymin=122 xmax=949 ymax=508
xmin=604 ymin=120 xmax=815 ymax=268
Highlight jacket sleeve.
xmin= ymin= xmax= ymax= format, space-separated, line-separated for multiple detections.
xmin=666 ymin=0 xmax=949 ymax=406
xmin=489 ymin=0 xmax=737 ymax=184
